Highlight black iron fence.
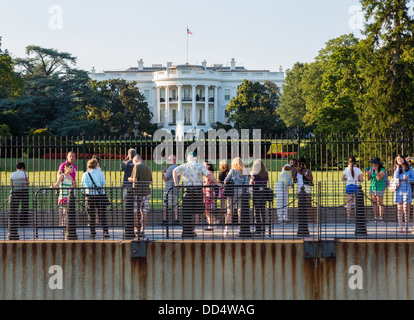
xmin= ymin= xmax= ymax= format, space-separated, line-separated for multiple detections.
xmin=1 ymin=132 xmax=414 ymax=185
xmin=1 ymin=181 xmax=414 ymax=241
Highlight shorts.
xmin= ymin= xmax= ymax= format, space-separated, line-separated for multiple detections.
xmin=137 ymin=195 xmax=151 ymax=213
xmin=346 ymin=184 xmax=358 ymax=195
xmin=58 ymin=197 xmax=69 ymax=208
xmin=370 ymin=189 xmax=385 ymax=197
xmin=164 ymin=188 xmax=178 ymax=207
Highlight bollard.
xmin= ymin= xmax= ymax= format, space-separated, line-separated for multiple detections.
xmin=297 ymin=186 xmax=310 ymax=237
xmin=181 ymin=187 xmax=198 ymax=238
xmin=124 ymin=187 xmax=135 ymax=240
xmin=354 ymin=185 xmax=367 ymax=235
xmin=239 ymin=187 xmax=252 ymax=238
xmin=7 ymin=190 xmax=20 ymax=240
xmin=66 ymin=189 xmax=77 ymax=240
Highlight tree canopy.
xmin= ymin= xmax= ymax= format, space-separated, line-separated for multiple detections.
xmin=226 ymin=79 xmax=285 ymax=135
xmin=86 ymin=79 xmax=155 ymax=136
xmin=279 ymin=0 xmax=414 ymax=135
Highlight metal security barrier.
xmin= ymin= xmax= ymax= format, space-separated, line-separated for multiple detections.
xmin=1 ymin=180 xmax=414 ymax=241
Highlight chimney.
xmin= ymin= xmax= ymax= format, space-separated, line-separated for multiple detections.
xmin=230 ymin=58 xmax=236 ymax=71
xmin=138 ymin=59 xmax=144 ymax=71
xmin=202 ymin=60 xmax=207 ymax=70
xmin=91 ymin=67 xmax=96 ymax=74
xmin=279 ymin=65 xmax=283 ymax=72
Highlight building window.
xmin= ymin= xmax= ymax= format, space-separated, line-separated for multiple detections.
xmin=224 ymin=89 xmax=230 ymax=101
xmin=198 ymin=109 xmax=203 ymax=123
xmin=160 ymin=89 xmax=165 ymax=102
xmin=144 ymin=90 xmax=151 ymax=102
xmin=172 ymin=89 xmax=177 ymax=100
xmin=209 ymin=109 xmax=214 ymax=123
xmin=172 ymin=109 xmax=177 ymax=124
xmin=184 ymin=109 xmax=191 ymax=124
xmin=160 ymin=110 xmax=165 ymax=124
xmin=184 ymin=89 xmax=190 ymax=101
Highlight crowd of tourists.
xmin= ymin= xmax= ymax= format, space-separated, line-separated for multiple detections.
xmin=6 ymin=150 xmax=414 ymax=239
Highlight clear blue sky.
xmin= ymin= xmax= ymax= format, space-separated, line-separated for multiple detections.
xmin=0 ymin=0 xmax=365 ymax=73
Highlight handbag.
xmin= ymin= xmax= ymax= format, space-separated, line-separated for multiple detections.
xmin=222 ymin=180 xmax=234 ymax=197
xmin=88 ymin=172 xmax=111 ymax=207
xmin=263 ymin=186 xmax=274 ymax=202
xmin=389 ymin=178 xmax=400 ymax=192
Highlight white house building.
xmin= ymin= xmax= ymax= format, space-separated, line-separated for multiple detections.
xmin=89 ymin=58 xmax=284 ymax=135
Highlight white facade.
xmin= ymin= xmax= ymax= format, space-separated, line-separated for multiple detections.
xmin=89 ymin=58 xmax=284 ymax=135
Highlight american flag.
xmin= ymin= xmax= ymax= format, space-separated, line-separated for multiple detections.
xmin=187 ymin=27 xmax=193 ymax=35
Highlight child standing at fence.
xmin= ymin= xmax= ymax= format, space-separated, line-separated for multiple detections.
xmin=51 ymin=163 xmax=75 ymax=232
xmin=342 ymin=156 xmax=363 ymax=224
xmin=203 ymin=162 xmax=217 ymax=230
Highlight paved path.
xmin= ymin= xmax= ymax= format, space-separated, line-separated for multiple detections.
xmin=1 ymin=221 xmax=413 ymax=241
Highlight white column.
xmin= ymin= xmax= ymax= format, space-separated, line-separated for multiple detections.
xmin=156 ymin=86 xmax=161 ymax=123
xmin=176 ymin=85 xmax=184 ymax=142
xmin=205 ymin=85 xmax=210 ymax=127
xmin=192 ymin=85 xmax=197 ymax=127
xmin=178 ymin=85 xmax=183 ymax=123
xmin=214 ymin=86 xmax=218 ymax=123
xmin=164 ymin=86 xmax=169 ymax=128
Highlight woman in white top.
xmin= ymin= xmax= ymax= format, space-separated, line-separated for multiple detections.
xmin=342 ymin=156 xmax=363 ymax=223
xmin=275 ymin=158 xmax=297 ymax=223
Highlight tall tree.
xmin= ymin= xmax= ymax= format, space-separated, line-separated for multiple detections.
xmin=0 ymin=37 xmax=24 ymax=100
xmin=302 ymin=34 xmax=363 ymax=134
xmin=278 ymin=62 xmax=310 ymax=131
xmin=226 ymin=79 xmax=285 ymax=135
xmin=86 ymin=79 xmax=155 ymax=136
xmin=6 ymin=46 xmax=97 ymax=135
xmin=357 ymin=0 xmax=414 ymax=134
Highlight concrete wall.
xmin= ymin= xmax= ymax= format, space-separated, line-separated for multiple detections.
xmin=1 ymin=241 xmax=413 ymax=300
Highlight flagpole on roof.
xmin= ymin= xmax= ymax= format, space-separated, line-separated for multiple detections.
xmin=186 ymin=26 xmax=189 ymax=65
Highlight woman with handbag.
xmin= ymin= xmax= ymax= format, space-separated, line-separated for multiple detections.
xmin=366 ymin=157 xmax=386 ymax=222
xmin=81 ymin=158 xmax=109 ymax=239
xmin=223 ymin=157 xmax=249 ymax=236
xmin=342 ymin=156 xmax=363 ymax=224
xmin=392 ymin=155 xmax=414 ymax=233
xmin=250 ymin=159 xmax=269 ymax=236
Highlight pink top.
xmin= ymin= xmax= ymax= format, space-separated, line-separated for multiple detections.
xmin=59 ymin=161 xmax=77 ymax=181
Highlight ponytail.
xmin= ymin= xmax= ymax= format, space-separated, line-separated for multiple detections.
xmin=348 ymin=156 xmax=356 ymax=179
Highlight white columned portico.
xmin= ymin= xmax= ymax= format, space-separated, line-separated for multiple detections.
xmin=205 ymin=85 xmax=210 ymax=128
xmin=192 ymin=85 xmax=197 ymax=127
xmin=164 ymin=86 xmax=169 ymax=128
xmin=214 ymin=86 xmax=218 ymax=123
